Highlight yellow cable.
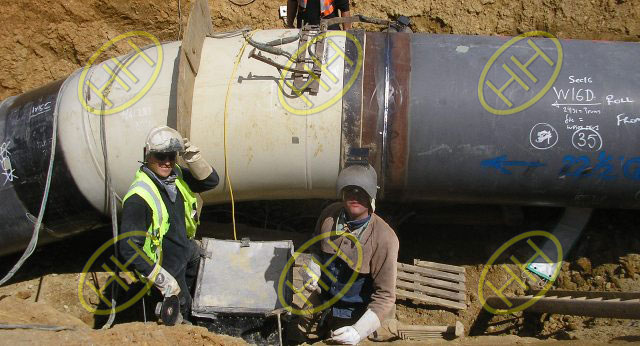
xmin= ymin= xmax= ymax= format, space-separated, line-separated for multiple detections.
xmin=223 ymin=30 xmax=257 ymax=240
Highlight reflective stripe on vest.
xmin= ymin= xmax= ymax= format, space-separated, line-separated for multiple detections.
xmin=298 ymin=0 xmax=335 ymax=17
xmin=130 ymin=181 xmax=164 ymax=227
xmin=175 ymin=166 xmax=199 ymax=239
xmin=123 ymin=166 xmax=199 ymax=263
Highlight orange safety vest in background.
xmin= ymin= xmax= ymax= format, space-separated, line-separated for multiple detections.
xmin=298 ymin=0 xmax=335 ymax=17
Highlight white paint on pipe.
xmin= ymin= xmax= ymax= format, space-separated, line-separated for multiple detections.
xmin=56 ymin=30 xmax=344 ymax=213
xmin=57 ymin=42 xmax=178 ymax=213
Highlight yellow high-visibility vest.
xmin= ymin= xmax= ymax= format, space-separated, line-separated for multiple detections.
xmin=123 ymin=166 xmax=199 ymax=263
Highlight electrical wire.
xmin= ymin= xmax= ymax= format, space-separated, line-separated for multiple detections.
xmin=228 ymin=0 xmax=256 ymax=5
xmin=97 ymin=50 xmax=136 ymax=330
xmin=307 ymin=31 xmax=322 ymax=63
xmin=208 ymin=27 xmax=251 ymax=39
xmin=243 ymin=31 xmax=299 ymax=60
xmin=223 ymin=30 xmax=258 ymax=240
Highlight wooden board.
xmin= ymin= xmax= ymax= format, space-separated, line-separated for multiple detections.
xmin=176 ymin=0 xmax=213 ymax=138
xmin=396 ymin=280 xmax=466 ymax=301
xmin=397 ymin=271 xmax=465 ymax=291
xmin=413 ymin=259 xmax=466 ymax=274
xmin=396 ymin=289 xmax=467 ymax=310
xmin=177 ymin=49 xmax=196 ymax=137
xmin=182 ymin=0 xmax=214 ymax=73
xmin=396 ymin=260 xmax=467 ymax=310
xmin=398 ymin=262 xmax=466 ymax=283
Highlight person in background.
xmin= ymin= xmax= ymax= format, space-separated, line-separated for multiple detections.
xmin=287 ymin=0 xmax=352 ymax=30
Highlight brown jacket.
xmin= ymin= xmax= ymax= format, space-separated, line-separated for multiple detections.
xmin=312 ymin=202 xmax=399 ymax=321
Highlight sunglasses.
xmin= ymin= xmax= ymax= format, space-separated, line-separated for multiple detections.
xmin=152 ymin=152 xmax=177 ymax=161
xmin=342 ymin=187 xmax=368 ymax=199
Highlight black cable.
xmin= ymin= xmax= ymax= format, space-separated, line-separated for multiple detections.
xmin=243 ymin=32 xmax=300 ymax=60
xmin=98 ymin=49 xmax=136 ymax=330
xmin=228 ymin=0 xmax=256 ymax=5
xmin=307 ymin=31 xmax=322 ymax=63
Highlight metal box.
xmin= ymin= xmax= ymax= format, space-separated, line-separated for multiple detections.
xmin=191 ymin=238 xmax=294 ymax=344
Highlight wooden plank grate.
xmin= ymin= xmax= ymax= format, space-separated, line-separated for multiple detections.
xmin=396 ymin=259 xmax=467 ymax=310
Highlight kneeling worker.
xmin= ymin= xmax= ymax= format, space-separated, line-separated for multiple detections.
xmin=304 ymin=163 xmax=399 ymax=344
xmin=119 ymin=126 xmax=219 ymax=323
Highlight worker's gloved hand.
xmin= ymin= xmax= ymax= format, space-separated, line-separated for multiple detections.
xmin=329 ymin=326 xmax=361 ymax=345
xmin=193 ymin=238 xmax=209 ymax=258
xmin=329 ymin=309 xmax=381 ymax=344
xmin=147 ymin=264 xmax=181 ymax=297
xmin=303 ymin=254 xmax=322 ymax=293
xmin=182 ymin=138 xmax=213 ymax=180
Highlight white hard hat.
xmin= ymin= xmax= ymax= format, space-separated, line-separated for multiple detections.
xmin=336 ymin=164 xmax=378 ymax=200
xmin=144 ymin=126 xmax=184 ymax=154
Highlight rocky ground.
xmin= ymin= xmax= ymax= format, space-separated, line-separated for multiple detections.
xmin=1 ymin=203 xmax=639 ymax=344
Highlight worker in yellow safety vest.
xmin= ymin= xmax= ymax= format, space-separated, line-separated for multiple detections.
xmin=287 ymin=0 xmax=352 ymax=30
xmin=119 ymin=126 xmax=219 ymax=324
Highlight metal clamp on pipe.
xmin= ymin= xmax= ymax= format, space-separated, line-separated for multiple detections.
xmin=248 ymin=48 xmax=309 ymax=75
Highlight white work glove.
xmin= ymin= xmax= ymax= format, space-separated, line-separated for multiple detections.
xmin=303 ymin=254 xmax=322 ymax=293
xmin=330 ymin=326 xmax=360 ymax=345
xmin=329 ymin=309 xmax=381 ymax=345
xmin=147 ymin=264 xmax=181 ymax=297
xmin=182 ymin=138 xmax=213 ymax=180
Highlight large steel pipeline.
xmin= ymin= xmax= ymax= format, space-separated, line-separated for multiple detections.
xmin=0 ymin=29 xmax=639 ymax=255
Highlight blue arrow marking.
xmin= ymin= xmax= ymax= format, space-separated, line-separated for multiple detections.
xmin=482 ymin=155 xmax=546 ymax=175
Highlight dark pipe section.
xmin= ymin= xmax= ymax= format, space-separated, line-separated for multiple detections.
xmin=343 ymin=33 xmax=640 ymax=208
xmin=404 ymin=35 xmax=640 ymax=208
xmin=0 ymin=79 xmax=105 ymax=256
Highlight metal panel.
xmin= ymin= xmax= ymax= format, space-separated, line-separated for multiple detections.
xmin=192 ymin=238 xmax=293 ymax=316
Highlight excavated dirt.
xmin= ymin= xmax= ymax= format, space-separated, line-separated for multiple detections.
xmin=1 ymin=0 xmax=639 ymax=99
xmin=0 ymin=204 xmax=639 ymax=344
xmin=0 ymin=0 xmax=639 ymax=344
xmin=0 ymin=295 xmax=245 ymax=345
